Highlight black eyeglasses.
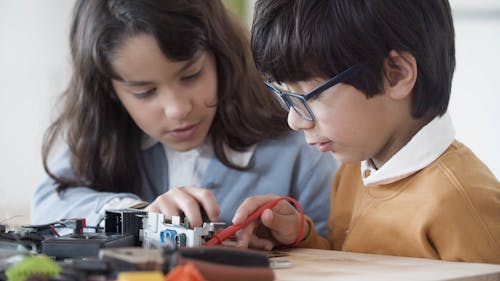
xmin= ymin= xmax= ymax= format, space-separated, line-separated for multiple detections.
xmin=265 ymin=66 xmax=357 ymax=121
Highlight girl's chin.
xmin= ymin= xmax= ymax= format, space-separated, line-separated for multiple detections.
xmin=162 ymin=137 xmax=205 ymax=152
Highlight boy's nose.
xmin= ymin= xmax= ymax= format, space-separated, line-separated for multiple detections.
xmin=287 ymin=109 xmax=313 ymax=131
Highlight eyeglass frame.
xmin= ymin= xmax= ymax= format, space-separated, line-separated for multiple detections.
xmin=264 ymin=65 xmax=357 ymax=121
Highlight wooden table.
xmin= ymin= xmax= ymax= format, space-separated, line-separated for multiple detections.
xmin=271 ymin=248 xmax=500 ymax=281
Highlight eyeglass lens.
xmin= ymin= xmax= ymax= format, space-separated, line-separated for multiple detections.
xmin=271 ymin=91 xmax=291 ymax=112
xmin=286 ymin=95 xmax=311 ymax=120
xmin=267 ymin=81 xmax=314 ymax=120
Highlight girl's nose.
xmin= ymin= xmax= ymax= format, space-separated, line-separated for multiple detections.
xmin=162 ymin=92 xmax=192 ymax=120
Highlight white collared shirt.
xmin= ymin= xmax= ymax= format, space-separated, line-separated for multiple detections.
xmin=163 ymin=139 xmax=212 ymax=188
xmin=144 ymin=135 xmax=256 ymax=189
xmin=361 ymin=112 xmax=455 ymax=186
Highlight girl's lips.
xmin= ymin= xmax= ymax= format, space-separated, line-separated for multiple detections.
xmin=315 ymin=141 xmax=334 ymax=152
xmin=168 ymin=123 xmax=199 ymax=141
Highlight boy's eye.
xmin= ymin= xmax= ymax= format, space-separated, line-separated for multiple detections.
xmin=181 ymin=70 xmax=202 ymax=81
xmin=133 ymin=88 xmax=156 ymax=99
xmin=273 ymin=81 xmax=293 ymax=94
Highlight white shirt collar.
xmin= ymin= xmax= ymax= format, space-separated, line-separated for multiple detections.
xmin=361 ymin=112 xmax=455 ymax=186
xmin=141 ymin=134 xmax=256 ymax=167
xmin=163 ymin=139 xmax=212 ymax=188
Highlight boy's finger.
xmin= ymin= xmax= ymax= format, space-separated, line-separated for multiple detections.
xmin=232 ymin=194 xmax=280 ymax=224
xmin=248 ymin=235 xmax=274 ymax=251
xmin=261 ymin=208 xmax=299 ymax=245
xmin=261 ymin=203 xmax=296 ymax=228
xmin=235 ymin=224 xmax=255 ymax=248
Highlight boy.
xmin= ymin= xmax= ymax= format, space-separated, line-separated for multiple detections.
xmin=232 ymin=0 xmax=500 ymax=263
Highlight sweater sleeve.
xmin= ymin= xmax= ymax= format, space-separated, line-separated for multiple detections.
xmin=298 ymin=216 xmax=331 ymax=249
xmin=426 ymin=163 xmax=500 ymax=264
xmin=31 ymin=149 xmax=143 ymax=226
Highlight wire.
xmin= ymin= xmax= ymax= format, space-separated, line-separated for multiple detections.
xmin=205 ymin=196 xmax=305 ymax=247
xmin=49 ymin=225 xmax=60 ymax=237
xmin=93 ymin=216 xmax=105 ymax=232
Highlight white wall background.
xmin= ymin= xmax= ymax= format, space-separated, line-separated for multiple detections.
xmin=1 ymin=0 xmax=499 ymax=226
xmin=0 ymin=0 xmax=75 ymax=226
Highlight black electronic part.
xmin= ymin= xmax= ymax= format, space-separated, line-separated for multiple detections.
xmin=104 ymin=209 xmax=146 ymax=245
xmin=178 ymin=247 xmax=270 ymax=267
xmin=42 ymin=233 xmax=135 ymax=259
xmin=0 ymin=227 xmax=46 ymax=253
xmin=200 ymin=207 xmax=210 ymax=223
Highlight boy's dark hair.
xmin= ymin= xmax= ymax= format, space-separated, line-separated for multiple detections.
xmin=43 ymin=0 xmax=289 ymax=194
xmin=252 ymin=0 xmax=455 ymax=119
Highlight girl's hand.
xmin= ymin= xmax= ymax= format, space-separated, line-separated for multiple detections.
xmin=232 ymin=194 xmax=308 ymax=250
xmin=145 ymin=186 xmax=220 ymax=227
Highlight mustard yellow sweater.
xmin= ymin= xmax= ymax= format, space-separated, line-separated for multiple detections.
xmin=300 ymin=140 xmax=500 ymax=264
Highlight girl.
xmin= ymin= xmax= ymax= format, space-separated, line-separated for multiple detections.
xmin=31 ymin=0 xmax=337 ymax=237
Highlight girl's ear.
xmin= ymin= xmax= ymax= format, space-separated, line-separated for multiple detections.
xmin=383 ymin=50 xmax=417 ymax=100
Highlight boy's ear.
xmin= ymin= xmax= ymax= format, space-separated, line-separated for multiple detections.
xmin=383 ymin=50 xmax=417 ymax=100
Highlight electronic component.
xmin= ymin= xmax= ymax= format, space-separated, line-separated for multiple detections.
xmin=104 ymin=209 xmax=147 ymax=245
xmin=42 ymin=232 xmax=135 ymax=259
xmin=142 ymin=212 xmax=225 ymax=248
xmin=40 ymin=211 xmax=145 ymax=259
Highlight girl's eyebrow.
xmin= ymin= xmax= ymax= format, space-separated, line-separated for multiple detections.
xmin=120 ymin=80 xmax=154 ymax=87
xmin=174 ymin=51 xmax=203 ymax=77
xmin=116 ymin=52 xmax=204 ymax=87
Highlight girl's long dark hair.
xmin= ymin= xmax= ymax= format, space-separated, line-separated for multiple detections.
xmin=43 ymin=0 xmax=289 ymax=195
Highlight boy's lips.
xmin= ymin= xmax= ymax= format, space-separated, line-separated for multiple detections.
xmin=311 ymin=141 xmax=334 ymax=152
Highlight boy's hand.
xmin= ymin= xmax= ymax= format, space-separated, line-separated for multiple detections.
xmin=232 ymin=194 xmax=307 ymax=250
xmin=145 ymin=186 xmax=220 ymax=227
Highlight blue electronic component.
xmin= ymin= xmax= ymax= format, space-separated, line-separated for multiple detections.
xmin=159 ymin=229 xmax=177 ymax=244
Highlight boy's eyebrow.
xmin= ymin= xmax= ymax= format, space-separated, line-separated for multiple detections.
xmin=116 ymin=52 xmax=204 ymax=86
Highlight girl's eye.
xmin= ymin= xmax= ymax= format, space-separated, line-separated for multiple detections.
xmin=181 ymin=70 xmax=202 ymax=81
xmin=133 ymin=89 xmax=156 ymax=99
